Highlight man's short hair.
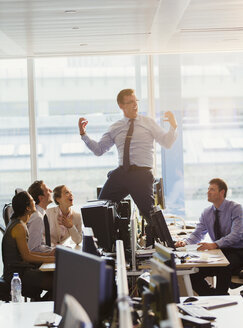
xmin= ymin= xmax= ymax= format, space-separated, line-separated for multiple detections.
xmin=28 ymin=180 xmax=44 ymax=204
xmin=117 ymin=88 xmax=135 ymax=104
xmin=209 ymin=178 xmax=228 ymax=198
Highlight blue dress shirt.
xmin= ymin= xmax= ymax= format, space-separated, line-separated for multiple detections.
xmin=81 ymin=115 xmax=177 ymax=168
xmin=186 ymin=199 xmax=243 ymax=248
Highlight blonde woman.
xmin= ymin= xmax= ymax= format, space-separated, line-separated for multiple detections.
xmin=46 ymin=185 xmax=82 ymax=245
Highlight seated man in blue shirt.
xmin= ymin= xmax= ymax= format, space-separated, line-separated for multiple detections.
xmin=175 ymin=178 xmax=243 ymax=295
xmin=78 ymin=88 xmax=178 ymax=246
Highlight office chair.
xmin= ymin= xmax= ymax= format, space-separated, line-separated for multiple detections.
xmin=231 ymin=272 xmax=243 ymax=292
xmin=60 ymin=294 xmax=93 ymax=328
xmin=2 ymin=203 xmax=13 ymax=227
xmin=0 ymin=224 xmax=11 ymax=302
xmin=0 ymin=217 xmax=41 ymax=302
xmin=2 ymin=188 xmax=24 ymax=227
xmin=0 ymin=269 xmax=42 ymax=302
xmin=0 ymin=223 xmax=5 ymax=234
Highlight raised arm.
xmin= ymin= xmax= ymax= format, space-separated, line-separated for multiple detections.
xmin=78 ymin=117 xmax=88 ymax=136
xmin=163 ymin=111 xmax=178 ymax=130
xmin=151 ymin=112 xmax=178 ymax=148
xmin=78 ymin=117 xmax=114 ymax=156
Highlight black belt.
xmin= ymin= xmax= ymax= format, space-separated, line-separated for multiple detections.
xmin=120 ymin=165 xmax=152 ymax=171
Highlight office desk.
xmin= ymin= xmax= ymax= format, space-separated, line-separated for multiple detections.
xmin=180 ymin=295 xmax=243 ymax=328
xmin=0 ymin=301 xmax=58 ymax=328
xmin=39 ymin=238 xmax=82 ymax=272
xmin=176 ymin=249 xmax=229 ymax=269
xmin=0 ymin=296 xmax=241 ymax=328
xmin=175 ymin=249 xmax=229 ymax=296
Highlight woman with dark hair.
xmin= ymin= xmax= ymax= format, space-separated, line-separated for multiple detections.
xmin=2 ymin=191 xmax=55 ymax=300
xmin=46 ymin=185 xmax=82 ymax=245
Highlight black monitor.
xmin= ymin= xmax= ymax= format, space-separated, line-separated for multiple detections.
xmin=153 ymin=178 xmax=165 ymax=209
xmin=82 ymin=227 xmax=100 ymax=257
xmin=141 ymin=260 xmax=179 ymax=326
xmin=150 ymin=207 xmax=175 ymax=249
xmin=60 ymin=294 xmax=93 ymax=328
xmin=149 ymin=274 xmax=172 ymax=322
xmin=153 ymin=243 xmax=180 ymax=303
xmin=81 ymin=200 xmax=117 ymax=252
xmin=54 ymin=246 xmax=115 ymax=328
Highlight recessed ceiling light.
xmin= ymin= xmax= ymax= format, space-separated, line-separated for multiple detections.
xmin=223 ymin=39 xmax=239 ymax=42
xmin=65 ymin=10 xmax=77 ymax=14
xmin=80 ymin=43 xmax=88 ymax=46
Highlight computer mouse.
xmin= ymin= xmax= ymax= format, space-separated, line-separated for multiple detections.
xmin=177 ymin=231 xmax=187 ymax=236
xmin=183 ymin=297 xmax=198 ymax=303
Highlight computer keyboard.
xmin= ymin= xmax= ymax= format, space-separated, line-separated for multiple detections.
xmin=34 ymin=312 xmax=57 ymax=326
xmin=178 ymin=304 xmax=216 ymax=320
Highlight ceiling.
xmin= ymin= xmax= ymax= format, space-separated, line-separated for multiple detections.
xmin=0 ymin=0 xmax=243 ymax=58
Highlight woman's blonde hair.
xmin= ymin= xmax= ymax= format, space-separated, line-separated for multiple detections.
xmin=53 ymin=185 xmax=65 ymax=205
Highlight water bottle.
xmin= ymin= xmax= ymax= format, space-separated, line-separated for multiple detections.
xmin=11 ymin=272 xmax=22 ymax=302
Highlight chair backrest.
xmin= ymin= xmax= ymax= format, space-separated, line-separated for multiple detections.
xmin=2 ymin=203 xmax=13 ymax=227
xmin=15 ymin=188 xmax=24 ymax=195
xmin=0 ymin=223 xmax=5 ymax=235
xmin=60 ymin=294 xmax=93 ymax=328
xmin=2 ymin=188 xmax=24 ymax=227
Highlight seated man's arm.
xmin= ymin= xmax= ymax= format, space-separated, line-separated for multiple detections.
xmin=184 ymin=213 xmax=208 ymax=245
xmin=216 ymin=203 xmax=243 ymax=249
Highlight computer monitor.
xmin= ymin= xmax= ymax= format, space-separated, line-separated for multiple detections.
xmin=54 ymin=246 xmax=115 ymax=327
xmin=82 ymin=227 xmax=100 ymax=257
xmin=141 ymin=260 xmax=179 ymax=326
xmin=150 ymin=259 xmax=179 ymax=322
xmin=154 ymin=243 xmax=177 ymax=271
xmin=60 ymin=294 xmax=93 ymax=328
xmin=81 ymin=200 xmax=117 ymax=252
xmin=150 ymin=207 xmax=175 ymax=249
xmin=153 ymin=178 xmax=165 ymax=209
xmin=153 ymin=243 xmax=180 ymax=303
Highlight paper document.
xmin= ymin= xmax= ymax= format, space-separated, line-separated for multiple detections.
xmin=136 ymin=248 xmax=155 ymax=257
xmin=187 ymin=257 xmax=223 ymax=263
xmin=176 ymin=244 xmax=199 ymax=252
xmin=190 ymin=298 xmax=238 ymax=310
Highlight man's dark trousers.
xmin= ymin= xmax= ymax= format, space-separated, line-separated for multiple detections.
xmin=98 ymin=166 xmax=154 ymax=243
xmin=190 ymin=248 xmax=243 ymax=295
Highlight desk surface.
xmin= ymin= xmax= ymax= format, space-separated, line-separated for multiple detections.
xmin=39 ymin=238 xmax=82 ymax=271
xmin=180 ymin=295 xmax=243 ymax=328
xmin=0 ymin=296 xmax=241 ymax=328
xmin=175 ymin=248 xmax=229 ymax=269
xmin=0 ymin=301 xmax=55 ymax=328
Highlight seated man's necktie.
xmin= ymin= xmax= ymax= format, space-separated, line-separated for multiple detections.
xmin=214 ymin=209 xmax=221 ymax=240
xmin=123 ymin=119 xmax=134 ymax=171
xmin=43 ymin=214 xmax=51 ymax=246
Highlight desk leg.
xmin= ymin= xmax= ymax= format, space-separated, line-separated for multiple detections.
xmin=177 ymin=268 xmax=198 ymax=296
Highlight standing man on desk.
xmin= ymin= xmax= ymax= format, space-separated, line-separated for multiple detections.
xmin=78 ymin=88 xmax=177 ymax=245
xmin=175 ymin=178 xmax=243 ymax=295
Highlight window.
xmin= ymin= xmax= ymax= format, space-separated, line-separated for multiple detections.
xmin=0 ymin=59 xmax=31 ymax=214
xmin=34 ymin=56 xmax=148 ymax=207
